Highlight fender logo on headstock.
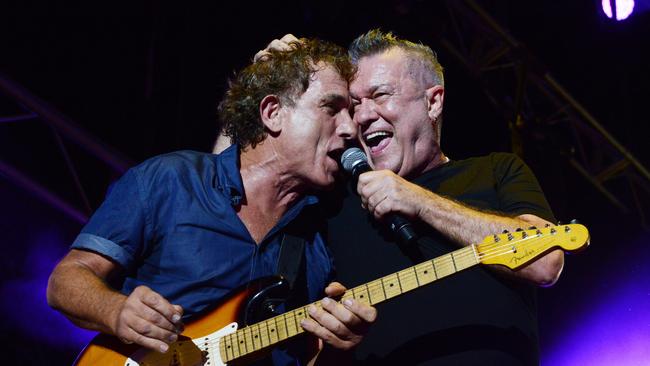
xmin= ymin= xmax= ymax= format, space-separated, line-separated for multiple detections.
xmin=509 ymin=248 xmax=536 ymax=265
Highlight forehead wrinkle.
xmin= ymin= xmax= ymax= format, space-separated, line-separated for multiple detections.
xmin=356 ymin=49 xmax=420 ymax=96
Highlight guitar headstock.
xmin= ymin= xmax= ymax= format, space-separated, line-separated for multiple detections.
xmin=476 ymin=223 xmax=590 ymax=270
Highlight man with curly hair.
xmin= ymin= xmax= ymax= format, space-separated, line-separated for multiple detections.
xmin=245 ymin=30 xmax=563 ymax=365
xmin=47 ymin=37 xmax=376 ymax=365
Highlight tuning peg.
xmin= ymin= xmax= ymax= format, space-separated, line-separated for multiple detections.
xmin=570 ymin=219 xmax=580 ymax=224
xmin=557 ymin=221 xmax=563 ymax=226
xmin=544 ymin=223 xmax=551 ymax=228
xmin=515 ymin=228 xmax=523 ymax=232
xmin=528 ymin=226 xmax=537 ymax=230
xmin=502 ymin=229 xmax=509 ymax=233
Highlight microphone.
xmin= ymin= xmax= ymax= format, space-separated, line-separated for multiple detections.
xmin=341 ymin=147 xmax=418 ymax=245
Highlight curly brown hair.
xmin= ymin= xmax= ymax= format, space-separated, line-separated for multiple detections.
xmin=218 ymin=38 xmax=356 ymax=149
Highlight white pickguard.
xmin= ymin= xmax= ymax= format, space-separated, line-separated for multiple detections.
xmin=123 ymin=322 xmax=239 ymax=366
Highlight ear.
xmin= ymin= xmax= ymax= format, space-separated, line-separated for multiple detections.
xmin=425 ymin=85 xmax=444 ymax=121
xmin=260 ymin=95 xmax=283 ymax=133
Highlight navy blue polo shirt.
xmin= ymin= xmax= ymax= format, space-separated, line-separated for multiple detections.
xmin=72 ymin=145 xmax=333 ymax=320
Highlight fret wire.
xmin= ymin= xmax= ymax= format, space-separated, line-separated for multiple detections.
xmin=245 ymin=325 xmax=254 ymax=355
xmin=228 ymin=332 xmax=235 ymax=359
xmin=364 ymin=282 xmax=373 ymax=305
xmin=221 ymin=334 xmax=229 ymax=362
xmin=380 ymin=278 xmax=388 ymax=301
xmin=355 ymin=285 xmax=369 ymax=304
xmin=260 ymin=320 xmax=270 ymax=348
xmin=232 ymin=330 xmax=242 ymax=358
xmin=277 ymin=315 xmax=284 ymax=342
xmin=431 ymin=257 xmax=438 ymax=279
xmin=412 ymin=266 xmax=420 ymax=287
xmin=293 ymin=308 xmax=303 ymax=335
xmin=287 ymin=310 xmax=297 ymax=338
xmin=471 ymin=244 xmax=480 ymax=263
xmin=269 ymin=316 xmax=278 ymax=344
xmin=450 ymin=252 xmax=458 ymax=272
xmin=395 ymin=272 xmax=404 ymax=295
xmin=253 ymin=323 xmax=262 ymax=351
xmin=224 ymin=338 xmax=230 ymax=363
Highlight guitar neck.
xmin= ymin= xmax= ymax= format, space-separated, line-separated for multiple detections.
xmin=342 ymin=244 xmax=479 ymax=306
xmin=218 ymin=245 xmax=480 ymax=362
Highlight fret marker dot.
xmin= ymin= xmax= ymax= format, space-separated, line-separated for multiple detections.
xmin=254 ymin=335 xmax=258 ymax=338
xmin=389 ymin=283 xmax=394 ymax=287
xmin=424 ymin=270 xmax=428 ymax=274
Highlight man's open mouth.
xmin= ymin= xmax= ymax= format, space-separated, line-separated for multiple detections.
xmin=364 ymin=131 xmax=393 ymax=152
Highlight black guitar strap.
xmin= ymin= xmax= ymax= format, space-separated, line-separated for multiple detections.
xmin=276 ymin=232 xmax=306 ymax=291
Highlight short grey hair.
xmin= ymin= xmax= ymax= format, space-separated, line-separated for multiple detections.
xmin=348 ymin=29 xmax=444 ymax=88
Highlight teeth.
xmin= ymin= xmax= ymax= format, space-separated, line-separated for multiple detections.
xmin=364 ymin=131 xmax=391 ymax=142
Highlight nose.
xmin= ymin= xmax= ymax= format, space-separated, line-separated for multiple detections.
xmin=354 ymin=98 xmax=379 ymax=128
xmin=336 ymin=110 xmax=357 ymax=141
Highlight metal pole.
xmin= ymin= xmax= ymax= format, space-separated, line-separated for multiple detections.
xmin=0 ymin=72 xmax=132 ymax=174
xmin=0 ymin=159 xmax=88 ymax=224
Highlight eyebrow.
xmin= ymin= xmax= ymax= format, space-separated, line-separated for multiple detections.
xmin=320 ymin=93 xmax=349 ymax=105
xmin=350 ymin=83 xmax=392 ymax=100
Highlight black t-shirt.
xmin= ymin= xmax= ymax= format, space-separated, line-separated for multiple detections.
xmin=324 ymin=152 xmax=555 ymax=366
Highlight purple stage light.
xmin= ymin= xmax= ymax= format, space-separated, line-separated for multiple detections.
xmin=0 ymin=229 xmax=95 ymax=350
xmin=542 ymin=233 xmax=650 ymax=365
xmin=602 ymin=0 xmax=636 ymax=20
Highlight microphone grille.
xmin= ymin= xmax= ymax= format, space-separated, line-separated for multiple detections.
xmin=341 ymin=147 xmax=368 ymax=172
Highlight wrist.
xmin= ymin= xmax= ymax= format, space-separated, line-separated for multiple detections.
xmin=107 ymin=294 xmax=128 ymax=335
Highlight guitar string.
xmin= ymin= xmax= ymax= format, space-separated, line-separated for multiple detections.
xmin=113 ymin=229 xmax=579 ymax=363
xmin=201 ymin=231 xmax=572 ymax=361
xmin=211 ymin=233 xmax=572 ymax=361
xmin=202 ymin=229 xmax=581 ymax=359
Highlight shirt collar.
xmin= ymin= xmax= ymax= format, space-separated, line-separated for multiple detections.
xmin=215 ymin=144 xmax=244 ymax=207
xmin=214 ymin=144 xmax=319 ymax=210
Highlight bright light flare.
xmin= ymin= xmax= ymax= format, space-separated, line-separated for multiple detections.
xmin=602 ymin=0 xmax=635 ymax=20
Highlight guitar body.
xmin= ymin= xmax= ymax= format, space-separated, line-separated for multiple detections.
xmin=73 ymin=276 xmax=290 ymax=366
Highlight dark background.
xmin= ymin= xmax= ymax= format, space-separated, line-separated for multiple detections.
xmin=1 ymin=1 xmax=649 ymax=364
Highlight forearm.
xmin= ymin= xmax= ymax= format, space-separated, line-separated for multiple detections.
xmin=417 ymin=190 xmax=523 ymax=245
xmin=416 ymin=191 xmax=564 ymax=285
xmin=47 ymin=261 xmax=126 ymax=334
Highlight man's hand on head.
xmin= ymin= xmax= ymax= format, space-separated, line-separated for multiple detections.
xmin=253 ymin=34 xmax=301 ymax=62
xmin=300 ymin=282 xmax=377 ymax=351
xmin=113 ymin=285 xmax=185 ymax=353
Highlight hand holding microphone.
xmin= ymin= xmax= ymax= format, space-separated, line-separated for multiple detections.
xmin=341 ymin=148 xmax=419 ymax=245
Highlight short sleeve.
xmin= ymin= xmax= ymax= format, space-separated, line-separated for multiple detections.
xmin=492 ymin=153 xmax=556 ymax=223
xmin=71 ymin=168 xmax=149 ymax=269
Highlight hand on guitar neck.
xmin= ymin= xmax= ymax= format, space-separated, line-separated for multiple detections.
xmin=301 ymin=281 xmax=377 ymax=351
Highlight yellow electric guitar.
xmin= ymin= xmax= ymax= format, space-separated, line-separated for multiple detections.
xmin=73 ymin=223 xmax=590 ymax=366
